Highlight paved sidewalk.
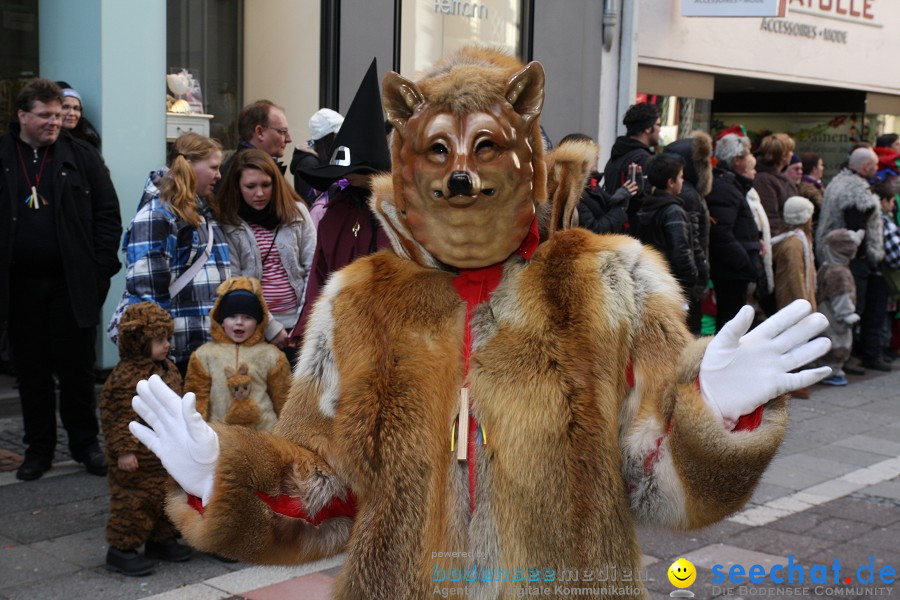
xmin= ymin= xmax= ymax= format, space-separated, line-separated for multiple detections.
xmin=1 ymin=366 xmax=899 ymax=599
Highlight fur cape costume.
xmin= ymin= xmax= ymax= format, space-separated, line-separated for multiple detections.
xmin=184 ymin=277 xmax=291 ymax=431
xmin=816 ymin=229 xmax=863 ymax=378
xmin=164 ymin=48 xmax=788 ymax=599
xmin=100 ymin=302 xmax=182 ymax=549
xmin=817 ymin=168 xmax=883 ymax=265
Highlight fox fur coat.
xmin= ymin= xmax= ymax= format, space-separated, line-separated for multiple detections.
xmin=165 ymin=49 xmax=787 ymax=599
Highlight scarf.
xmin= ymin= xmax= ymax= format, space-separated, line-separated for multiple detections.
xmin=238 ymin=200 xmax=281 ymax=230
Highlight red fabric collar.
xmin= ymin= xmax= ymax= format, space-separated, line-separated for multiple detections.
xmin=451 ymin=218 xmax=539 ymax=372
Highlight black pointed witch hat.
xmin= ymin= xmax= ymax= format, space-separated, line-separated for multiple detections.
xmin=298 ymin=58 xmax=391 ymax=190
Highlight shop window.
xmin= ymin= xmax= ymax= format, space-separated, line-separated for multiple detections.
xmin=167 ymin=0 xmax=242 ymax=148
xmin=0 ymin=0 xmax=39 ymax=136
xmin=399 ymin=0 xmax=522 ymax=77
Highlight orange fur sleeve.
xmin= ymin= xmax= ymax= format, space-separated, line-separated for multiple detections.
xmin=266 ymin=351 xmax=293 ymax=417
xmin=618 ymin=245 xmax=787 ymax=530
xmin=166 ymin=424 xmax=352 ymax=564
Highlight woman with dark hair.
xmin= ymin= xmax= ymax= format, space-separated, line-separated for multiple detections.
xmin=214 ymin=149 xmax=316 ymax=348
xmin=55 ymin=81 xmax=102 ymax=152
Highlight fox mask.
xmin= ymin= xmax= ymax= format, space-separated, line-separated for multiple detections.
xmin=382 ymin=50 xmax=546 ymax=269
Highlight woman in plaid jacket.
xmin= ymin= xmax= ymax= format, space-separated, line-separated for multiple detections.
xmin=122 ymin=133 xmax=231 ymax=374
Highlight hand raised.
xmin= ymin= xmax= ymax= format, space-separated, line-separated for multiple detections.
xmin=699 ymin=301 xmax=831 ymax=428
xmin=129 ymin=375 xmax=219 ymax=505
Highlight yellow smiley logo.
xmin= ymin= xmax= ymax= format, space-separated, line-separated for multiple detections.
xmin=668 ymin=558 xmax=696 ymax=588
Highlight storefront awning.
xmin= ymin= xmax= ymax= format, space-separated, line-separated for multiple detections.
xmin=637 ymin=65 xmax=714 ymax=100
xmin=867 ymin=93 xmax=900 ymax=116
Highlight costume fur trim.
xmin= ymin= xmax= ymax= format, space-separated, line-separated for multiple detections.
xmin=691 ymin=131 xmax=713 ymax=197
xmin=543 ymin=139 xmax=598 ymax=237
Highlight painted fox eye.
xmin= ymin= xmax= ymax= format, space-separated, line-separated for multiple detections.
xmin=431 ymin=143 xmax=448 ymax=154
xmin=475 ymin=140 xmax=495 ymax=152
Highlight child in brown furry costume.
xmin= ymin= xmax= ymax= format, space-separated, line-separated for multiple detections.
xmin=100 ymin=302 xmax=192 ymax=575
xmin=816 ymin=229 xmax=865 ymax=385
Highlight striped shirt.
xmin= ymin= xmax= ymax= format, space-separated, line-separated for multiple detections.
xmin=250 ymin=224 xmax=297 ymax=314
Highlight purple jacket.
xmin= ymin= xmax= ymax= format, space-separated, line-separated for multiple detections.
xmin=290 ymin=186 xmax=390 ymax=340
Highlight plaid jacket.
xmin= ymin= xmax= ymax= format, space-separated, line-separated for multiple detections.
xmin=123 ymin=196 xmax=231 ymax=364
xmin=884 ymin=212 xmax=900 ymax=270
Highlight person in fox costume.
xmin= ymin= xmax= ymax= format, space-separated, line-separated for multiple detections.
xmin=131 ymin=47 xmax=831 ymax=599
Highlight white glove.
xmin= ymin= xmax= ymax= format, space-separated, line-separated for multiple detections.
xmin=699 ymin=300 xmax=831 ymax=429
xmin=129 ymin=375 xmax=219 ymax=506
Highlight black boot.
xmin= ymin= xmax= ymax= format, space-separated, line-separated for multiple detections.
xmin=16 ymin=455 xmax=51 ymax=481
xmin=76 ymin=446 xmax=108 ymax=477
xmin=144 ymin=538 xmax=193 ymax=562
xmin=106 ymin=547 xmax=154 ymax=576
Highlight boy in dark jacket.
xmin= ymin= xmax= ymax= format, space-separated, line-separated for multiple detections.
xmin=100 ymin=302 xmax=192 ymax=576
xmin=636 ymin=153 xmax=698 ymax=305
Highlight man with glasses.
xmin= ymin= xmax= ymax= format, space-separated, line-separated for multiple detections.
xmin=0 ymin=78 xmax=122 ymax=480
xmin=219 ymin=99 xmax=293 ymax=187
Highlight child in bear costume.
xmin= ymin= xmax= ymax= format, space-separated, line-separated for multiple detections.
xmin=184 ymin=277 xmax=292 ymax=431
xmin=816 ymin=229 xmax=865 ymax=385
xmin=100 ymin=302 xmax=192 ymax=575
xmin=131 ymin=48 xmax=831 ymax=599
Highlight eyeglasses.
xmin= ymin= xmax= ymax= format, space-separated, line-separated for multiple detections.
xmin=28 ymin=111 xmax=62 ymax=123
xmin=264 ymin=125 xmax=290 ymax=137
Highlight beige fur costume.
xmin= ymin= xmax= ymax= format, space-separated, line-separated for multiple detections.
xmin=184 ymin=277 xmax=291 ymax=431
xmin=163 ymin=49 xmax=788 ymax=599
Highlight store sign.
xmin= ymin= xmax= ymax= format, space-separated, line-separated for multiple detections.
xmin=434 ymin=0 xmax=488 ymax=20
xmin=682 ymin=0 xmax=787 ymax=17
xmin=788 ymin=0 xmax=878 ymax=24
xmin=759 ymin=17 xmax=849 ymax=43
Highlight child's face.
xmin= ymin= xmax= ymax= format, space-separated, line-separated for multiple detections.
xmin=222 ymin=314 xmax=258 ymax=344
xmin=669 ymin=169 xmax=684 ymax=195
xmin=150 ymin=336 xmax=170 ymax=361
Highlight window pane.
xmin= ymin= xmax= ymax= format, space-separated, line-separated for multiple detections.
xmin=0 ymin=0 xmax=39 ymax=136
xmin=400 ymin=0 xmax=521 ymax=77
xmin=167 ymin=0 xmax=242 ymax=148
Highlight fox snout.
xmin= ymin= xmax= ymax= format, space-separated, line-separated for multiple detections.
xmin=448 ymin=171 xmax=473 ymax=196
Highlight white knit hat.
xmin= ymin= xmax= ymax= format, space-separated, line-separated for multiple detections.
xmin=308 ymin=108 xmax=344 ymax=141
xmin=783 ymin=196 xmax=814 ymax=226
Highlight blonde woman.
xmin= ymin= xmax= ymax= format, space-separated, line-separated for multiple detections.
xmin=121 ymin=132 xmax=230 ymax=374
xmin=213 ymin=149 xmax=315 ymax=347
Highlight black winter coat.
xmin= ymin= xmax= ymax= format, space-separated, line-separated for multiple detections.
xmin=707 ymin=167 xmax=762 ymax=282
xmin=635 ymin=192 xmax=698 ymax=292
xmin=0 ymin=127 xmax=121 ymax=328
xmin=602 ymin=136 xmax=653 ymax=235
xmin=576 ymin=182 xmax=628 ymax=235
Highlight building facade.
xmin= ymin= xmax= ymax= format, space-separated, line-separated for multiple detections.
xmin=1 ymin=0 xmax=897 ymax=366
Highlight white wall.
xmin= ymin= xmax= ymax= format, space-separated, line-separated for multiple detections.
xmin=41 ymin=0 xmax=166 ymax=368
xmin=638 ymin=0 xmax=900 ymax=96
xmin=244 ymin=0 xmax=321 ymax=186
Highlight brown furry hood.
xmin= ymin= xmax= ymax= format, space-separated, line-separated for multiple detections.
xmin=665 ymin=131 xmax=713 ymax=197
xmin=209 ymin=277 xmax=270 ymax=345
xmin=118 ymin=302 xmax=174 ymax=361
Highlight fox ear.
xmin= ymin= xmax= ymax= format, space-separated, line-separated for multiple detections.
xmin=505 ymin=61 xmax=544 ymax=127
xmin=383 ymin=71 xmax=425 ymax=133
xmin=224 ymin=366 xmax=235 ymax=379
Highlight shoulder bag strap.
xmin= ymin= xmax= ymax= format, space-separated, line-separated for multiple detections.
xmin=169 ymin=220 xmax=215 ymax=298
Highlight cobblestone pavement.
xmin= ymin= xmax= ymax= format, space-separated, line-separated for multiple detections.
xmin=0 ymin=366 xmax=898 ymax=599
